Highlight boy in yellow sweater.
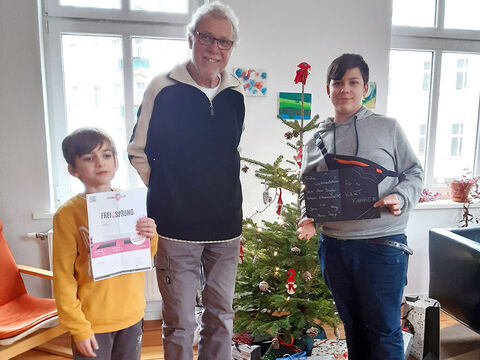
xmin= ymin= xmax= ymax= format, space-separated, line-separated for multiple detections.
xmin=53 ymin=127 xmax=158 ymax=359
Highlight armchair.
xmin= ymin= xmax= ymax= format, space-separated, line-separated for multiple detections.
xmin=429 ymin=227 xmax=480 ymax=333
xmin=0 ymin=218 xmax=70 ymax=359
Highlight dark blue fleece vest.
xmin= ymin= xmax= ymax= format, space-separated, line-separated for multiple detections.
xmin=143 ymin=83 xmax=244 ymax=241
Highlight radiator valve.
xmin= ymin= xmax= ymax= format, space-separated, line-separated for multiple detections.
xmin=27 ymin=232 xmax=48 ymax=241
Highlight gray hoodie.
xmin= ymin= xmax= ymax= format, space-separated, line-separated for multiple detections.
xmin=300 ymin=106 xmax=424 ymax=240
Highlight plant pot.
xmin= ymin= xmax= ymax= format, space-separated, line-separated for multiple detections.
xmin=450 ymin=181 xmax=473 ymax=202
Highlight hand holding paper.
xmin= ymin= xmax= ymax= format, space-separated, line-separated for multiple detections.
xmin=136 ymin=217 xmax=156 ymax=239
xmin=373 ymin=193 xmax=401 ymax=216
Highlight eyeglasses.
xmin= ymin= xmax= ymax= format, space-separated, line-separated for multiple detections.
xmin=194 ymin=31 xmax=234 ymax=50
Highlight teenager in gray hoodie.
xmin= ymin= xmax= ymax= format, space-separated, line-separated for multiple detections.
xmin=298 ymin=53 xmax=423 ymax=360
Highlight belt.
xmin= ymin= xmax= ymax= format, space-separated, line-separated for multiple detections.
xmin=366 ymin=238 xmax=413 ymax=255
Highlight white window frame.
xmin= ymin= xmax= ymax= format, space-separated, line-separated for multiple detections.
xmin=44 ymin=0 xmax=195 ymax=24
xmin=391 ymin=0 xmax=480 ymax=192
xmin=41 ymin=0 xmax=204 ymax=209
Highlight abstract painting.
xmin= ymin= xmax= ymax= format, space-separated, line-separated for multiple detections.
xmin=278 ymin=92 xmax=311 ymax=120
xmin=233 ymin=67 xmax=267 ymax=96
xmin=362 ymin=82 xmax=376 ymax=109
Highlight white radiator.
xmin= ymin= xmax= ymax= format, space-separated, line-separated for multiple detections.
xmin=47 ymin=230 xmax=163 ymax=319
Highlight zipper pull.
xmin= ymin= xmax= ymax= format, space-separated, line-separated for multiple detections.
xmin=210 ymin=101 xmax=214 ymax=116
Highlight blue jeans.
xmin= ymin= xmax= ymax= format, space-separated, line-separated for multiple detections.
xmin=318 ymin=234 xmax=408 ymax=360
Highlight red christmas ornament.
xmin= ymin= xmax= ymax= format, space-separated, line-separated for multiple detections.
xmin=296 ymin=146 xmax=303 ymax=168
xmin=286 ymin=268 xmax=297 ymax=294
xmin=294 ymin=62 xmax=311 ymax=85
xmin=276 ymin=188 xmax=283 ymax=215
xmin=239 ymin=244 xmax=244 ymax=264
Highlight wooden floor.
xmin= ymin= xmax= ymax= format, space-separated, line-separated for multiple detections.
xmin=12 ymin=311 xmax=459 ymax=359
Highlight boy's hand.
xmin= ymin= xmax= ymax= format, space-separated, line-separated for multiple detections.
xmin=136 ymin=217 xmax=156 ymax=239
xmin=75 ymin=336 xmax=99 ymax=357
xmin=373 ymin=194 xmax=401 ymax=216
xmin=297 ymin=218 xmax=316 ymax=240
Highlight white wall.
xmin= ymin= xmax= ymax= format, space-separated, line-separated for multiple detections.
xmin=0 ymin=0 xmax=476 ymax=302
xmin=0 ymin=0 xmax=53 ymax=297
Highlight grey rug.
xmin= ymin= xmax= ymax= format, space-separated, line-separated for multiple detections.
xmin=440 ymin=323 xmax=480 ymax=360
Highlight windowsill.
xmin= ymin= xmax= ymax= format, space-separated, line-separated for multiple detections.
xmin=415 ymin=199 xmax=480 ymax=210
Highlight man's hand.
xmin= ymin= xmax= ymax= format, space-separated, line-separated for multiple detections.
xmin=75 ymin=336 xmax=99 ymax=357
xmin=373 ymin=194 xmax=401 ymax=216
xmin=136 ymin=217 xmax=157 ymax=239
xmin=297 ymin=218 xmax=316 ymax=240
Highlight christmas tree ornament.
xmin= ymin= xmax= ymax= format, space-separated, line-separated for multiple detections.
xmin=276 ymin=188 xmax=283 ymax=215
xmin=285 ymin=268 xmax=297 ymax=294
xmin=263 ymin=189 xmax=270 ymax=204
xmin=294 ymin=62 xmax=311 ymax=85
xmin=239 ymin=244 xmax=244 ymax=264
xmin=284 ymin=131 xmax=293 ymax=140
xmin=291 ymin=246 xmax=301 ymax=255
xmin=296 ymin=147 xmax=303 ymax=168
xmin=303 ymin=271 xmax=312 ymax=282
xmin=259 ymin=280 xmax=269 ymax=291
xmin=272 ymin=337 xmax=280 ymax=350
xmin=306 ymin=326 xmax=319 ymax=338
xmin=240 ymin=236 xmax=246 ymax=245
xmin=241 ymin=165 xmax=249 ymax=173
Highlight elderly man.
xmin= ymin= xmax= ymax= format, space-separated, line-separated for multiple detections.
xmin=127 ymin=2 xmax=244 ymax=359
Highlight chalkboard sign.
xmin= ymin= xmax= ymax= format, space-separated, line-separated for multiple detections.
xmin=303 ymin=167 xmax=380 ymax=222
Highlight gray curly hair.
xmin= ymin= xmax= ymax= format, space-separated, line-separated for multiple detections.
xmin=186 ymin=1 xmax=240 ymax=44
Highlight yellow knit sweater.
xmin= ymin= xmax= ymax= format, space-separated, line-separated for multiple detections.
xmin=53 ymin=194 xmax=158 ymax=342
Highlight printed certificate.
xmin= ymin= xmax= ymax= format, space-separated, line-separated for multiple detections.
xmin=87 ymin=188 xmax=152 ymax=281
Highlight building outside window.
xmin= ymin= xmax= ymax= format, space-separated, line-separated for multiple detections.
xmin=455 ymin=58 xmax=468 ymax=90
xmin=423 ymin=61 xmax=431 ymax=92
xmin=450 ymin=123 xmax=463 ymax=157
xmin=419 ymin=124 xmax=427 ymax=156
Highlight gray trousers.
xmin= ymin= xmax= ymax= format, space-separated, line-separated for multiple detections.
xmin=155 ymin=237 xmax=240 ymax=360
xmin=72 ymin=319 xmax=143 ymax=360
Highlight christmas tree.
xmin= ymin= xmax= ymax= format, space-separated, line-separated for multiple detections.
xmin=233 ymin=63 xmax=339 ymax=352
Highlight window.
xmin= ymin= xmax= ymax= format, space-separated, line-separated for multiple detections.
xmin=42 ymin=0 xmax=201 ymax=209
xmin=387 ymin=50 xmax=432 ymax=168
xmin=392 ymin=0 xmax=436 ymax=28
xmin=444 ymin=0 xmax=480 ymax=31
xmin=388 ymin=0 xmax=480 ymax=194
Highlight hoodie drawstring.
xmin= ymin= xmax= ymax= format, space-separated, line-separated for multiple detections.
xmin=333 ymin=116 xmax=359 ymax=156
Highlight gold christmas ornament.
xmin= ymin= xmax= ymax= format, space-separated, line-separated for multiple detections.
xmin=291 ymin=246 xmax=301 ymax=255
xmin=303 ymin=271 xmax=312 ymax=281
xmin=258 ymin=281 xmax=269 ymax=291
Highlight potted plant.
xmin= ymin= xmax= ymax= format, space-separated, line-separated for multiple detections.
xmin=449 ymin=171 xmax=479 ymax=203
